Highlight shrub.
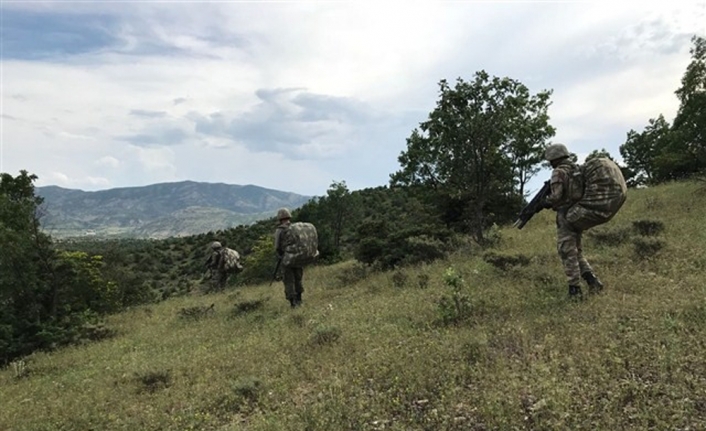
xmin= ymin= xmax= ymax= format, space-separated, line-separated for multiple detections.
xmin=417 ymin=273 xmax=430 ymax=289
xmin=391 ymin=271 xmax=408 ymax=288
xmin=632 ymin=219 xmax=665 ymax=236
xmin=134 ymin=369 xmax=171 ymax=393
xmin=632 ymin=238 xmax=665 ymax=260
xmin=588 ymin=226 xmax=633 ymax=247
xmin=212 ymin=377 xmax=264 ymax=416
xmin=309 ymin=325 xmax=342 ymax=346
xmin=436 ymin=267 xmax=472 ymax=325
xmin=335 ymin=263 xmax=370 ymax=287
xmin=231 ymin=299 xmax=267 ymax=317
xmin=177 ymin=304 xmax=215 ymax=320
xmin=482 ymin=252 xmax=531 ymax=271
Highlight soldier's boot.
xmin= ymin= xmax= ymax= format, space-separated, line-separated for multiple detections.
xmin=289 ymin=298 xmax=297 ymax=308
xmin=582 ymin=272 xmax=604 ymax=294
xmin=295 ymin=292 xmax=302 ymax=307
xmin=568 ymin=284 xmax=583 ymax=300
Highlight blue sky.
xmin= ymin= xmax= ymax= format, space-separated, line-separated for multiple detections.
xmin=1 ymin=1 xmax=705 ymax=197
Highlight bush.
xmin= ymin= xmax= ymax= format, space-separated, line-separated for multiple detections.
xmin=309 ymin=325 xmax=342 ymax=346
xmin=633 ymin=238 xmax=665 ymax=260
xmin=632 ymin=220 xmax=665 ymax=236
xmin=417 ymin=273 xmax=430 ymax=289
xmin=335 ymin=263 xmax=371 ymax=287
xmin=391 ymin=271 xmax=408 ymax=288
xmin=231 ymin=299 xmax=267 ymax=317
xmin=177 ymin=304 xmax=215 ymax=320
xmin=436 ymin=267 xmax=473 ymax=325
xmin=588 ymin=226 xmax=633 ymax=247
xmin=212 ymin=377 xmax=264 ymax=416
xmin=134 ymin=369 xmax=171 ymax=393
xmin=482 ymin=252 xmax=531 ymax=271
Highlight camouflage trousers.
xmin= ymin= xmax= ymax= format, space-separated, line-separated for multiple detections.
xmin=282 ymin=266 xmax=304 ymax=300
xmin=556 ymin=211 xmax=593 ymax=286
xmin=210 ymin=270 xmax=229 ymax=291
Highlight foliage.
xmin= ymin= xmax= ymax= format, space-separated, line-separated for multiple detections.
xmin=391 ymin=71 xmax=554 ymax=242
xmin=436 ymin=267 xmax=473 ymax=325
xmin=620 ymin=36 xmax=706 ymax=185
xmin=0 ymin=171 xmax=116 ymax=363
xmin=238 ymin=235 xmax=279 ymax=285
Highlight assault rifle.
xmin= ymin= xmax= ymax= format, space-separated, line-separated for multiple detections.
xmin=513 ymin=180 xmax=551 ymax=229
xmin=269 ymin=257 xmax=282 ymax=286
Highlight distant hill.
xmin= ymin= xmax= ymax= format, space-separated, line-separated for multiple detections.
xmin=36 ymin=181 xmax=312 ymax=239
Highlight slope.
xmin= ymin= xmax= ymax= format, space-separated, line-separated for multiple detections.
xmin=2 ymin=180 xmax=705 ymax=430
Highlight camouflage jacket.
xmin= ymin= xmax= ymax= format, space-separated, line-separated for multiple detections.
xmin=546 ymin=159 xmax=584 ymax=211
xmin=274 ymin=222 xmax=292 ymax=258
xmin=205 ymin=250 xmax=223 ymax=270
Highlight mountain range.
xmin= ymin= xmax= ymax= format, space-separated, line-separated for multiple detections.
xmin=36 ymin=181 xmax=312 ymax=239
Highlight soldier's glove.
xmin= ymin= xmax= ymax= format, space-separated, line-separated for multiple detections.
xmin=541 ymin=199 xmax=553 ymax=210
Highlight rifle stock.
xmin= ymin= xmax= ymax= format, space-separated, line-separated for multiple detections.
xmin=513 ymin=180 xmax=551 ymax=230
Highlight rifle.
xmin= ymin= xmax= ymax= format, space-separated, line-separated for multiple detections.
xmin=269 ymin=257 xmax=282 ymax=286
xmin=513 ymin=180 xmax=551 ymax=230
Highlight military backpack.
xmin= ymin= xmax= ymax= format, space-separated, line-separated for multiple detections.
xmin=221 ymin=248 xmax=244 ymax=273
xmin=281 ymin=222 xmax=319 ymax=267
xmin=567 ymin=157 xmax=628 ymax=230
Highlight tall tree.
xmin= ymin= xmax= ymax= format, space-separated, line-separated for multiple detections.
xmin=322 ymin=180 xmax=351 ymax=251
xmin=390 ymin=71 xmax=554 ymax=242
xmin=0 ymin=171 xmax=115 ymax=363
xmin=620 ymin=115 xmax=671 ymax=185
xmin=671 ymin=35 xmax=706 ymax=173
xmin=504 ymin=86 xmax=555 ymax=197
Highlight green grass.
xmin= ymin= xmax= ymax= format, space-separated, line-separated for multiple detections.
xmin=2 ymin=181 xmax=706 ymax=430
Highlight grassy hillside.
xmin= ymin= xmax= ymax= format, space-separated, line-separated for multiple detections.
xmin=2 ymin=181 xmax=705 ymax=430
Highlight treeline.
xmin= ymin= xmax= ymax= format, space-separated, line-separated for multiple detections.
xmin=619 ymin=36 xmax=706 ymax=186
xmin=2 ymin=36 xmax=703 ymax=364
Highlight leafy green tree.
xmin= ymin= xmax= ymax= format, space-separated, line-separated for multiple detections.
xmin=620 ymin=115 xmax=671 ymax=185
xmin=505 ymin=87 xmax=556 ymax=197
xmin=670 ymin=35 xmax=706 ymax=175
xmin=0 ymin=171 xmax=120 ymax=362
xmin=620 ymin=36 xmax=706 ymax=184
xmin=322 ymin=180 xmax=351 ymax=252
xmin=390 ymin=71 xmax=554 ymax=242
xmin=585 ymin=148 xmax=615 ymax=162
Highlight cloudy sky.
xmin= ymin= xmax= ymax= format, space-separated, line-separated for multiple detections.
xmin=1 ymin=1 xmax=705 ymax=197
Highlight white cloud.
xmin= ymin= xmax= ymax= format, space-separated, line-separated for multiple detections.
xmin=1 ymin=1 xmax=704 ymax=196
xmin=95 ymin=156 xmax=120 ymax=168
xmin=41 ymin=171 xmax=110 ymax=188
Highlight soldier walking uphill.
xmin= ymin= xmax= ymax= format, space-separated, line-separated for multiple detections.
xmin=542 ymin=143 xmax=627 ymax=299
xmin=204 ymin=241 xmax=229 ymax=291
xmin=274 ymin=208 xmax=304 ymax=308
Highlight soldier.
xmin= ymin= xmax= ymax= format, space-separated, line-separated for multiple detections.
xmin=204 ymin=241 xmax=229 ymax=291
xmin=543 ymin=144 xmax=605 ymax=299
xmin=274 ymin=208 xmax=304 ymax=308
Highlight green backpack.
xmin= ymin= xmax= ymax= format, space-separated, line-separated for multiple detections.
xmin=281 ymin=222 xmax=320 ymax=267
xmin=567 ymin=157 xmax=628 ymax=230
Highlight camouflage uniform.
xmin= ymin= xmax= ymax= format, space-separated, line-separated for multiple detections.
xmin=544 ymin=144 xmax=606 ymax=297
xmin=545 ymin=158 xmax=593 ymax=288
xmin=274 ymin=209 xmax=304 ymax=308
xmin=205 ymin=242 xmax=229 ymax=291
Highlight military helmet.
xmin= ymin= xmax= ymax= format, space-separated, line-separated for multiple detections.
xmin=545 ymin=143 xmax=570 ymax=162
xmin=210 ymin=241 xmax=222 ymax=250
xmin=277 ymin=208 xmax=291 ymax=220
